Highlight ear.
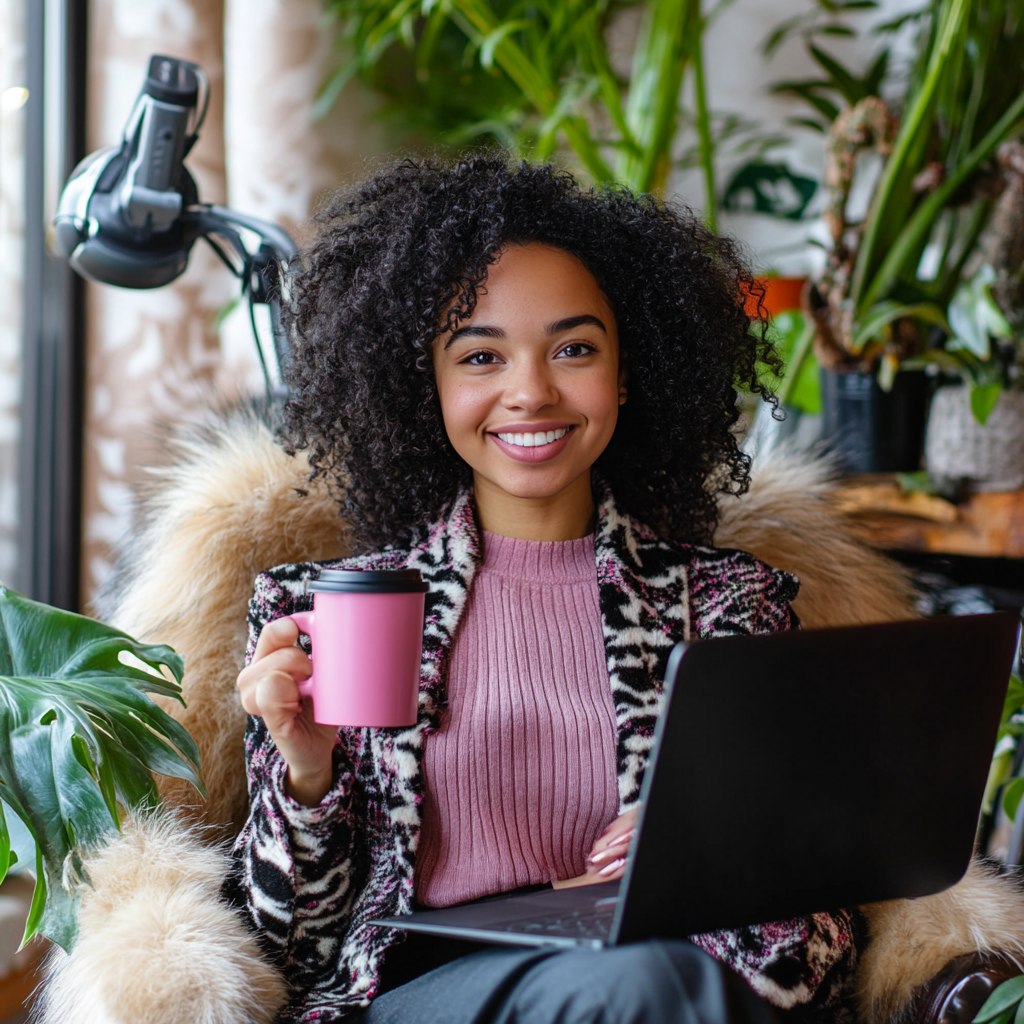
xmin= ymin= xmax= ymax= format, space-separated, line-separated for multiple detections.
xmin=618 ymin=364 xmax=628 ymax=406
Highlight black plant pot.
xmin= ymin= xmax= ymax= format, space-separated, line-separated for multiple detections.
xmin=820 ymin=369 xmax=930 ymax=474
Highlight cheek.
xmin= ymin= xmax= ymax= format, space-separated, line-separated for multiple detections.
xmin=568 ymin=372 xmax=621 ymax=437
xmin=436 ymin=378 xmax=493 ymax=446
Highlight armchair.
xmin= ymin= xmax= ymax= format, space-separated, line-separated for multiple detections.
xmin=33 ymin=408 xmax=1024 ymax=1024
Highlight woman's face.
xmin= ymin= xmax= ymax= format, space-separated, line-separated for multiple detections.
xmin=433 ymin=243 xmax=623 ymax=508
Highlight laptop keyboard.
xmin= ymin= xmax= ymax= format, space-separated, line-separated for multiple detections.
xmin=497 ymin=904 xmax=615 ymax=941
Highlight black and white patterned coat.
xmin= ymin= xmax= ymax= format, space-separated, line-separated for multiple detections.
xmin=231 ymin=485 xmax=861 ymax=1023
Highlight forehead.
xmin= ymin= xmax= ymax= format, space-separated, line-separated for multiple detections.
xmin=470 ymin=243 xmax=612 ymax=317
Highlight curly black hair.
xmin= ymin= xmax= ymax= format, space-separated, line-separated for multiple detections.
xmin=282 ymin=154 xmax=779 ymax=550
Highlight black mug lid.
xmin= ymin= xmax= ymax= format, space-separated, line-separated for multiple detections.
xmin=309 ymin=568 xmax=429 ymax=594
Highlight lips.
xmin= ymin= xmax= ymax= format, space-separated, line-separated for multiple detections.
xmin=488 ymin=425 xmax=576 ymax=463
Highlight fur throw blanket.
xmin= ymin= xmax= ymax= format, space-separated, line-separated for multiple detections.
xmin=36 ymin=410 xmax=1023 ymax=1024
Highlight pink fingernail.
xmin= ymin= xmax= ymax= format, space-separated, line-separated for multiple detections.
xmin=607 ymin=830 xmax=633 ymax=849
xmin=598 ymin=857 xmax=626 ymax=877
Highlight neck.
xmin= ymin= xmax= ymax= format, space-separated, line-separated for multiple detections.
xmin=473 ymin=472 xmax=595 ymax=541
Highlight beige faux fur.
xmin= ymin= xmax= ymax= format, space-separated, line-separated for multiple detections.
xmin=858 ymin=861 xmax=1024 ymax=1024
xmin=35 ymin=813 xmax=287 ymax=1024
xmin=96 ymin=411 xmax=348 ymax=833
xmin=77 ymin=409 xmax=1021 ymax=1024
xmin=716 ymin=446 xmax=918 ymax=629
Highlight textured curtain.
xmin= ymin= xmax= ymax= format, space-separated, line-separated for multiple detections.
xmin=81 ymin=0 xmax=382 ymax=608
xmin=0 ymin=0 xmax=25 ymax=586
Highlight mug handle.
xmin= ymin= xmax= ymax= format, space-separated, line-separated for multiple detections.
xmin=283 ymin=610 xmax=315 ymax=698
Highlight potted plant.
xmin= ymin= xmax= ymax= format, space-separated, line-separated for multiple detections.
xmin=762 ymin=0 xmax=1024 ymax=472
xmin=0 ymin=586 xmax=203 ymax=951
xmin=909 ymin=265 xmax=1024 ymax=491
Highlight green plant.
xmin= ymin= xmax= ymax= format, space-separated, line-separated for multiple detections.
xmin=807 ymin=0 xmax=1024 ymax=378
xmin=759 ymin=310 xmax=822 ymax=413
xmin=319 ymin=0 xmax=723 ymax=219
xmin=981 ymin=626 xmax=1024 ymax=835
xmin=904 ymin=265 xmax=1021 ymax=423
xmin=0 ymin=586 xmax=203 ymax=951
xmin=973 ymin=970 xmax=1024 ymax=1024
xmin=721 ymin=1 xmax=892 ymax=229
xmin=763 ymin=0 xmax=893 ymax=135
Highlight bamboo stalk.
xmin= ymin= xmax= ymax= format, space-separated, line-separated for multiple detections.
xmin=620 ymin=0 xmax=694 ymax=194
xmin=850 ymin=0 xmax=969 ymax=312
xmin=691 ymin=3 xmax=716 ymax=229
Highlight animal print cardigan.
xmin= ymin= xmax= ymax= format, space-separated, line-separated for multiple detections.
xmin=231 ymin=483 xmax=863 ymax=1023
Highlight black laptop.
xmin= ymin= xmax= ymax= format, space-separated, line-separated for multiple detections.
xmin=371 ymin=613 xmax=1020 ymax=949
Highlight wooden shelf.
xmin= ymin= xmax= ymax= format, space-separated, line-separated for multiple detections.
xmin=0 ymin=944 xmax=45 ymax=1022
xmin=837 ymin=477 xmax=1024 ymax=559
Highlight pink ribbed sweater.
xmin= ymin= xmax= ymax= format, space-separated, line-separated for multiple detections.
xmin=414 ymin=531 xmax=620 ymax=908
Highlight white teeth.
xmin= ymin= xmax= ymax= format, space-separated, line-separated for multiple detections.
xmin=496 ymin=428 xmax=569 ymax=447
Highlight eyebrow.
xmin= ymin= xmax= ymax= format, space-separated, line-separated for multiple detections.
xmin=444 ymin=313 xmax=607 ymax=349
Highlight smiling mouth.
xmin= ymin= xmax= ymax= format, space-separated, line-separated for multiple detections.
xmin=493 ymin=426 xmax=573 ymax=448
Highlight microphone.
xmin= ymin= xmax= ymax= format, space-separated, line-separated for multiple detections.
xmin=53 ymin=54 xmax=296 ymax=390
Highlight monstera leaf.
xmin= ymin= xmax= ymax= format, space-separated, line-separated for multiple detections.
xmin=0 ymin=586 xmax=204 ymax=951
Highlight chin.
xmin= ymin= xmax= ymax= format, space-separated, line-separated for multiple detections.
xmin=486 ymin=466 xmax=583 ymax=501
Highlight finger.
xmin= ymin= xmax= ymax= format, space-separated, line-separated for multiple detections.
xmin=237 ymin=647 xmax=312 ymax=709
xmin=590 ymin=819 xmax=634 ymax=857
xmin=252 ymin=671 xmax=304 ymax=729
xmin=588 ymin=829 xmax=633 ymax=865
xmin=243 ymin=645 xmax=312 ymax=683
xmin=252 ymin=616 xmax=302 ymax=663
xmin=597 ymin=857 xmax=627 ymax=879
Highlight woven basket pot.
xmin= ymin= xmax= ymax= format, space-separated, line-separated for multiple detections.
xmin=925 ymin=386 xmax=1024 ymax=491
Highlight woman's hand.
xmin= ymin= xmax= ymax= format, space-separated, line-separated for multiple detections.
xmin=552 ymin=806 xmax=639 ymax=889
xmin=236 ymin=616 xmax=338 ymax=806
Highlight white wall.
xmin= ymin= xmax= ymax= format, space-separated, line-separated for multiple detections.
xmin=670 ymin=0 xmax=923 ymax=274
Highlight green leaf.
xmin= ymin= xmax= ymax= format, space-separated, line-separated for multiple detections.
xmin=722 ymin=161 xmax=819 ymax=220
xmin=480 ymin=20 xmax=531 ymax=70
xmin=975 ymin=975 xmax=1024 ymax=1023
xmin=970 ymin=384 xmax=1002 ymax=426
xmin=0 ymin=586 xmax=203 ymax=950
xmin=787 ymin=116 xmax=829 ymax=133
xmin=864 ymin=47 xmax=889 ymax=94
xmin=0 ymin=798 xmax=9 ymax=886
xmin=809 ymin=44 xmax=868 ymax=104
xmin=852 ymin=300 xmax=951 ymax=352
xmin=1003 ymin=676 xmax=1024 ymax=727
xmin=21 ymin=842 xmax=48 ymax=950
xmin=1005 ymin=777 xmax=1024 ymax=823
xmin=770 ymin=80 xmax=842 ymax=123
xmin=1014 ymin=990 xmax=1024 ymax=1024
xmin=948 ymin=266 xmax=1014 ymax=360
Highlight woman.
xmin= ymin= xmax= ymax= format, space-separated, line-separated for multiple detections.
xmin=232 ymin=156 xmax=861 ymax=1024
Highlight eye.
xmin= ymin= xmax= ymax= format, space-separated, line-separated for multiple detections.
xmin=459 ymin=350 xmax=502 ymax=366
xmin=556 ymin=342 xmax=596 ymax=359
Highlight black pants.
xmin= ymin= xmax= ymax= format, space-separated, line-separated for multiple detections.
xmin=353 ymin=934 xmax=779 ymax=1024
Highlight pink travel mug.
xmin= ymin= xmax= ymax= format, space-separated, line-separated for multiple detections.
xmin=282 ymin=568 xmax=428 ymax=727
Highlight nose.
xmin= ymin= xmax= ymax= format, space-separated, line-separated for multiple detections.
xmin=501 ymin=353 xmax=559 ymax=414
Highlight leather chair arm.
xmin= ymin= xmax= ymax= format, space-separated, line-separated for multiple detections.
xmin=908 ymin=954 xmax=1022 ymax=1024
